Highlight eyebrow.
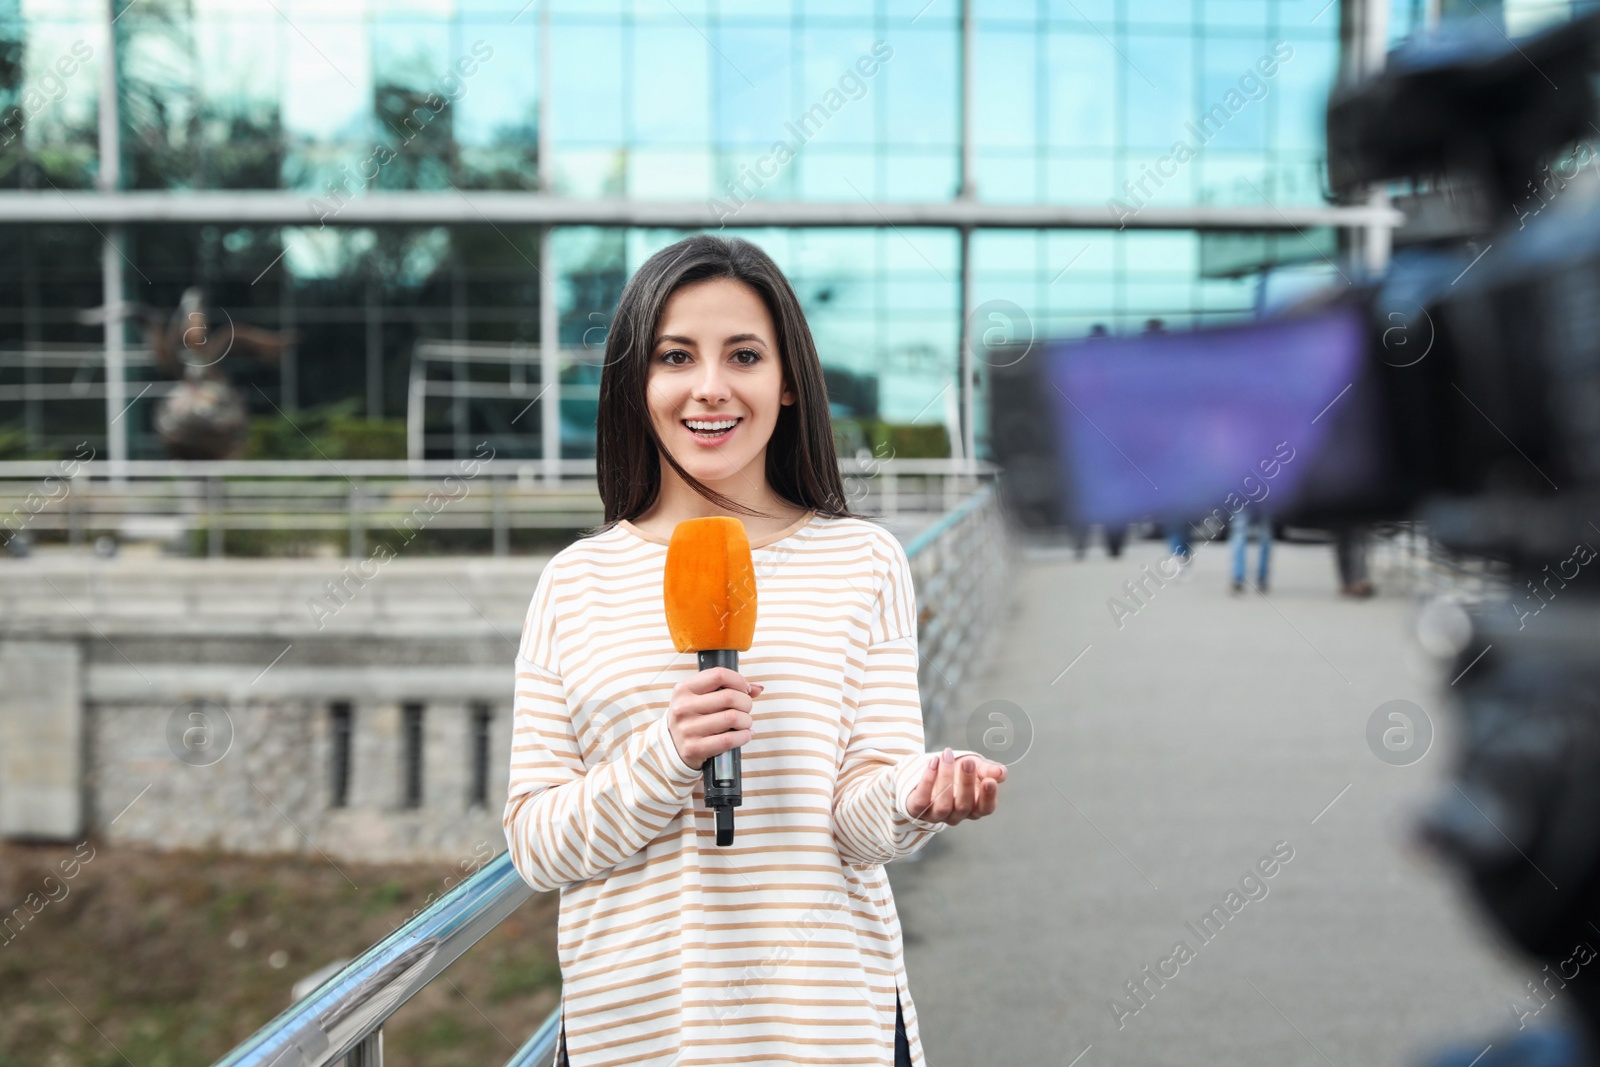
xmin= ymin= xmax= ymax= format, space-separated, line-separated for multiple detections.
xmin=654 ymin=333 xmax=769 ymax=348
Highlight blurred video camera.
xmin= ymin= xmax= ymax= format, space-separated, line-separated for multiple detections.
xmin=988 ymin=12 xmax=1600 ymax=1065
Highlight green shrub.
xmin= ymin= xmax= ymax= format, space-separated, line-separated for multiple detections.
xmin=243 ymin=399 xmax=407 ymax=460
xmin=832 ymin=418 xmax=950 ymax=459
xmin=0 ymin=426 xmax=86 ymax=461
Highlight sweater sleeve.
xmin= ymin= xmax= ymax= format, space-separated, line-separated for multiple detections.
xmin=831 ymin=533 xmax=953 ymax=867
xmin=503 ymin=560 xmax=703 ymax=893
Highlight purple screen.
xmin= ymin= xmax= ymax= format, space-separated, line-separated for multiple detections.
xmin=1041 ymin=303 xmax=1370 ymax=525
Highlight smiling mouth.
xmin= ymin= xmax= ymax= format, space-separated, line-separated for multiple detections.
xmin=682 ymin=417 xmax=742 ymax=440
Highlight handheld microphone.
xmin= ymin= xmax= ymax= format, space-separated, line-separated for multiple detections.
xmin=663 ymin=517 xmax=758 ymax=847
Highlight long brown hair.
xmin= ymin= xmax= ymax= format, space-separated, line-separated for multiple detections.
xmin=593 ymin=234 xmax=858 ymax=528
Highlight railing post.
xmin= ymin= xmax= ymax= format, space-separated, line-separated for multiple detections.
xmin=207 ymin=476 xmax=224 ymax=559
xmin=406 ymin=354 xmax=426 ymax=469
xmin=345 ymin=1029 xmax=382 ymax=1066
xmin=349 ymin=483 xmax=365 ymax=560
xmin=67 ymin=465 xmax=83 ymax=547
xmin=493 ymin=479 xmax=509 ymax=557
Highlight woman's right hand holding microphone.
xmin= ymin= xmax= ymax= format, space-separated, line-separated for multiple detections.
xmin=666 ymin=667 xmax=763 ymax=770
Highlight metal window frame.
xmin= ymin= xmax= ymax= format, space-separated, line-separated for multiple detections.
xmin=35 ymin=0 xmax=1401 ymax=485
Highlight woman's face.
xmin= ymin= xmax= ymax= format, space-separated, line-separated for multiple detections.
xmin=646 ymin=276 xmax=795 ymax=489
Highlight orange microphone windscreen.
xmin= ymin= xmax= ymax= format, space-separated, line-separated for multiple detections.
xmin=663 ymin=517 xmax=758 ymax=653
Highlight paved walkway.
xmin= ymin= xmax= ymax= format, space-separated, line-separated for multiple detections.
xmin=891 ymin=536 xmax=1530 ymax=1067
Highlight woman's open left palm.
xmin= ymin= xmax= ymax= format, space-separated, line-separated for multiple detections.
xmin=906 ymin=747 xmax=1008 ymax=826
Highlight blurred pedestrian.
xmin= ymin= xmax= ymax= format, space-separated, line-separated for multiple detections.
xmin=1230 ymin=508 xmax=1272 ymax=594
xmin=1335 ymin=524 xmax=1374 ymax=597
xmin=1104 ymin=524 xmax=1126 ymax=557
xmin=1166 ymin=521 xmax=1191 ymax=573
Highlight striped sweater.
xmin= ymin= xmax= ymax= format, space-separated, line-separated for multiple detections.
xmin=503 ymin=509 xmax=948 ymax=1066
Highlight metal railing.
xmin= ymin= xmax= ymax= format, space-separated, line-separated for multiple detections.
xmin=0 ymin=458 xmax=996 ymax=557
xmin=905 ymin=482 xmax=1013 ymax=741
xmin=205 ymin=484 xmax=1013 ymax=1067
xmin=404 ymin=342 xmax=596 ymax=466
xmin=210 ymin=851 xmax=552 ymax=1067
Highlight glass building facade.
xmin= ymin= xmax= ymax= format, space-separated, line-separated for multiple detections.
xmin=3 ymin=0 xmax=1582 ymax=462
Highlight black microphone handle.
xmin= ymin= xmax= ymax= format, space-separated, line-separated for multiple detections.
xmin=697 ymin=649 xmax=743 ymax=846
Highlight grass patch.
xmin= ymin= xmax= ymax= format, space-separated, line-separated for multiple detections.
xmin=0 ymin=841 xmax=561 ymax=1067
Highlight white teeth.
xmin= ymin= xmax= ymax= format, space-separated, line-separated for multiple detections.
xmin=685 ymin=419 xmax=738 ymax=432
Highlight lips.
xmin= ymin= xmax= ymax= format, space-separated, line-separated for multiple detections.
xmin=682 ymin=417 xmax=741 ymax=444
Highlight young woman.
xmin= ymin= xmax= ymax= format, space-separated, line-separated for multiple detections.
xmin=503 ymin=234 xmax=1008 ymax=1067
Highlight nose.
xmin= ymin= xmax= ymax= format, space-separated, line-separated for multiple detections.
xmin=690 ymin=357 xmax=730 ymax=405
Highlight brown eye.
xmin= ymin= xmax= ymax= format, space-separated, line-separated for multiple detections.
xmin=660 ymin=349 xmax=690 ymax=365
xmin=732 ymin=348 xmax=761 ymax=365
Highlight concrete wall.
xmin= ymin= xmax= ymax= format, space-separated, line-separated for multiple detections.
xmin=1 ymin=556 xmax=535 ymax=863
xmin=0 ymin=508 xmax=964 ymax=863
xmin=0 ymin=640 xmax=83 ymax=840
xmin=88 ymin=692 xmax=514 ymax=862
